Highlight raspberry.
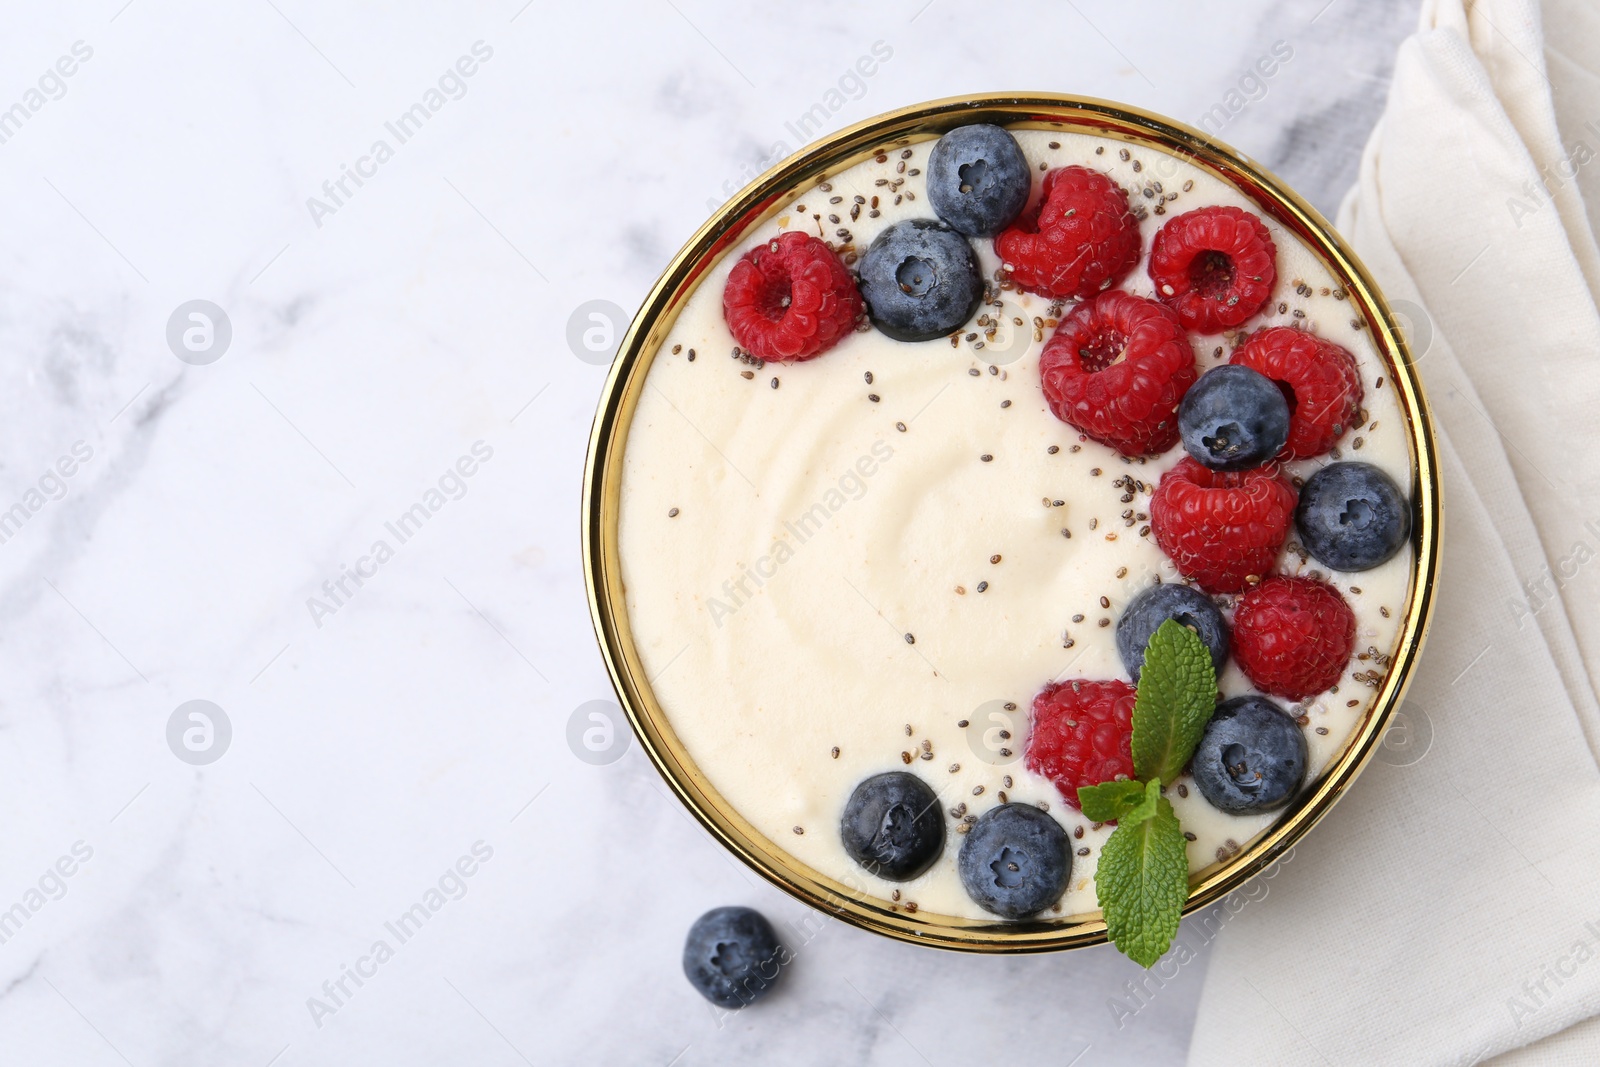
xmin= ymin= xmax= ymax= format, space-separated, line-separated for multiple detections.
xmin=1232 ymin=576 xmax=1356 ymax=699
xmin=1038 ymin=290 xmax=1198 ymax=456
xmin=1148 ymin=206 xmax=1277 ymax=333
xmin=1025 ymin=679 xmax=1137 ymax=810
xmin=994 ymin=166 xmax=1140 ymax=300
xmin=1230 ymin=327 xmax=1363 ymax=459
xmin=721 ymin=232 xmax=862 ymax=362
xmin=1149 ymin=456 xmax=1297 ymax=594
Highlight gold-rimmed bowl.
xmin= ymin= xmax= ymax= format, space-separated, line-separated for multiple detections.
xmin=582 ymin=93 xmax=1440 ymax=953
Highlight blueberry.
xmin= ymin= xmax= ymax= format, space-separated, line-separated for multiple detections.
xmin=682 ymin=906 xmax=786 ymax=1009
xmin=858 ymin=219 xmax=983 ymax=342
xmin=926 ymin=124 xmax=1031 ymax=237
xmin=1117 ymin=583 xmax=1229 ymax=683
xmin=1295 ymin=461 xmax=1411 ymax=571
xmin=1178 ymin=365 xmax=1291 ymax=471
xmin=1190 ymin=696 xmax=1307 ymax=815
xmin=839 ymin=771 xmax=945 ymax=881
xmin=957 ymin=803 xmax=1071 ymax=919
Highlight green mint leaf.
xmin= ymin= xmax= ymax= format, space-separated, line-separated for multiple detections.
xmin=1131 ymin=618 xmax=1218 ymax=784
xmin=1077 ymin=779 xmax=1147 ymax=823
xmin=1095 ymin=796 xmax=1190 ymax=968
xmin=1120 ymin=777 xmax=1163 ymax=826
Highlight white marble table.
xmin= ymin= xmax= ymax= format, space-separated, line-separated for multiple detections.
xmin=0 ymin=1 xmax=1414 ymax=1062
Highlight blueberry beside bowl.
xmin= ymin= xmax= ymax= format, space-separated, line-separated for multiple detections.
xmin=683 ymin=906 xmax=786 ymax=1009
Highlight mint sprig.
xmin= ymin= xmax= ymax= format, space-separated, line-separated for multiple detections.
xmin=1075 ymin=619 xmax=1218 ymax=968
xmin=1131 ymin=619 xmax=1219 ymax=783
xmin=1095 ymin=793 xmax=1189 ymax=968
xmin=1076 ymin=779 xmax=1147 ymax=823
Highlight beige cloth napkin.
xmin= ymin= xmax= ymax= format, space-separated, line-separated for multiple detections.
xmin=1188 ymin=1 xmax=1600 ymax=1064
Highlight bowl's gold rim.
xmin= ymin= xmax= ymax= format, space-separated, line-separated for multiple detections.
xmin=582 ymin=92 xmax=1441 ymax=953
